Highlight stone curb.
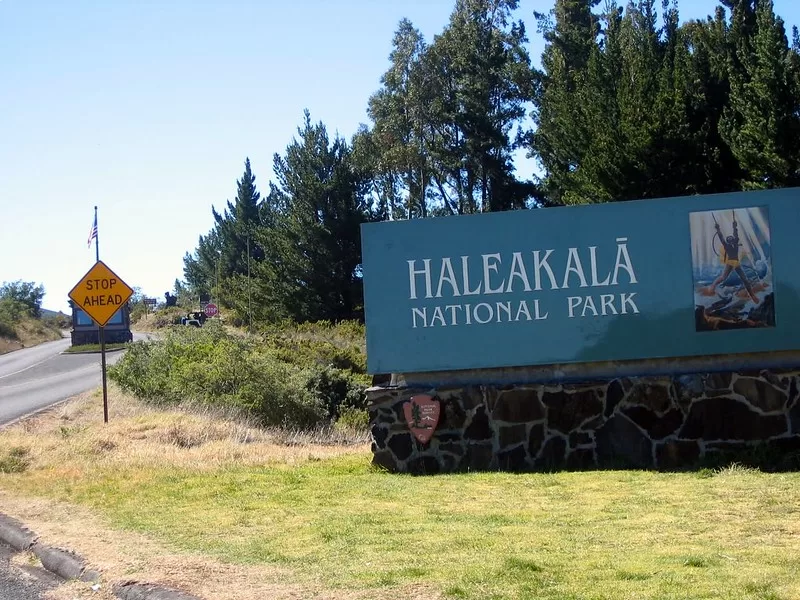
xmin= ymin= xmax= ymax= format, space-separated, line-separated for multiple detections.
xmin=113 ymin=581 xmax=202 ymax=600
xmin=0 ymin=512 xmax=202 ymax=600
xmin=0 ymin=514 xmax=36 ymax=551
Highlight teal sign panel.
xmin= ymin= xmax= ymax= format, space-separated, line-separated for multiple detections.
xmin=360 ymin=188 xmax=800 ymax=374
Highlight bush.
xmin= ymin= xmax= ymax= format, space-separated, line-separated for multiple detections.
xmin=335 ymin=406 xmax=370 ymax=433
xmin=150 ymin=306 xmax=190 ymax=329
xmin=0 ymin=447 xmax=30 ymax=473
xmin=109 ymin=324 xmax=336 ymax=429
xmin=0 ymin=317 xmax=15 ymax=339
xmin=0 ymin=298 xmax=25 ymax=339
xmin=304 ymin=366 xmax=370 ymax=420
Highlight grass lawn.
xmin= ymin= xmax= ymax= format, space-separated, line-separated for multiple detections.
xmin=63 ymin=342 xmax=129 ymax=353
xmin=0 ymin=392 xmax=798 ymax=600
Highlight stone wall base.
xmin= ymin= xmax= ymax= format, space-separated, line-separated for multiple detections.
xmin=367 ymin=369 xmax=800 ymax=474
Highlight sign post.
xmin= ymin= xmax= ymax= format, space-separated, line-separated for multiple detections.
xmin=68 ymin=260 xmax=134 ymax=423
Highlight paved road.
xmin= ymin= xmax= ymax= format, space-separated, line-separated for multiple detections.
xmin=0 ymin=545 xmax=59 ymax=599
xmin=0 ymin=335 xmax=146 ymax=426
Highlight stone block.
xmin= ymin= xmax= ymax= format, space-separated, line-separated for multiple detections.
xmin=605 ymin=379 xmax=626 ymax=417
xmin=566 ymin=448 xmax=596 ymax=470
xmin=462 ymin=386 xmax=485 ymax=410
xmin=534 ymin=436 xmax=567 ymax=470
xmin=463 ymin=443 xmax=494 ymax=471
xmin=675 ymin=375 xmax=704 ymax=411
xmin=656 ymin=440 xmax=700 ymax=470
xmin=704 ymin=372 xmax=732 ymax=391
xmin=569 ymin=431 xmax=592 ymax=448
xmin=492 ymin=389 xmax=544 ymax=423
xmin=497 ymin=445 xmax=529 ymax=472
xmin=371 ymin=425 xmax=388 ymax=450
xmin=625 ymin=382 xmax=672 ymax=413
xmin=528 ymin=423 xmax=546 ymax=458
xmin=733 ymin=377 xmax=787 ymax=412
xmin=387 ymin=433 xmax=414 ymax=461
xmin=542 ymin=388 xmax=603 ymax=433
xmin=465 ymin=406 xmax=493 ymax=441
xmin=442 ymin=400 xmax=467 ymax=430
xmin=438 ymin=442 xmax=465 ymax=457
xmin=622 ymin=406 xmax=684 ymax=440
xmin=595 ymin=414 xmax=653 ymax=468
xmin=407 ymin=456 xmax=440 ymax=475
xmin=679 ymin=396 xmax=788 ymax=441
xmin=791 ymin=399 xmax=800 ymax=435
xmin=499 ymin=424 xmax=528 ymax=449
xmin=371 ymin=450 xmax=398 ymax=472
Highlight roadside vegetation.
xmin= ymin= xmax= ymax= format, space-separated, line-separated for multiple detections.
xmin=0 ymin=280 xmax=65 ymax=354
xmin=109 ymin=318 xmax=370 ymax=431
xmin=0 ymin=390 xmax=798 ymax=600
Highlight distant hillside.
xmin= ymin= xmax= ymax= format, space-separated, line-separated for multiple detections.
xmin=41 ymin=307 xmax=69 ymax=319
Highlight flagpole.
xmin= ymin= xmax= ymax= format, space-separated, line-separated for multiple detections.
xmin=93 ymin=205 xmax=108 ymax=423
xmin=94 ymin=205 xmax=100 ymax=262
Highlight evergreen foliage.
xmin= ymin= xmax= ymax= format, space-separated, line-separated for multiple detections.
xmin=365 ymin=0 xmax=537 ymax=216
xmin=179 ymin=0 xmax=799 ymax=325
xmin=0 ymin=280 xmax=45 ymax=318
xmin=529 ymin=0 xmax=800 ymax=205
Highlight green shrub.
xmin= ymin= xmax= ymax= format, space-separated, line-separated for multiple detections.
xmin=304 ymin=366 xmax=370 ymax=420
xmin=0 ymin=298 xmax=25 ymax=339
xmin=0 ymin=447 xmax=30 ymax=473
xmin=109 ymin=320 xmax=372 ymax=430
xmin=335 ymin=407 xmax=370 ymax=433
xmin=0 ymin=318 xmax=15 ymax=339
xmin=109 ymin=324 xmax=330 ymax=428
xmin=150 ymin=306 xmax=191 ymax=329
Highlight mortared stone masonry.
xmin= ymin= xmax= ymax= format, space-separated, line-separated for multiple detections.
xmin=367 ymin=368 xmax=800 ymax=473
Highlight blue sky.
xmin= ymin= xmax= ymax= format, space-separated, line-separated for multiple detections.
xmin=1 ymin=0 xmax=798 ymax=313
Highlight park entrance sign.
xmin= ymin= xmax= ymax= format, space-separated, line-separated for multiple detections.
xmin=360 ymin=188 xmax=800 ymax=374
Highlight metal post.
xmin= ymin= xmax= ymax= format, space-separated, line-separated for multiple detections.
xmin=99 ymin=325 xmax=108 ymax=423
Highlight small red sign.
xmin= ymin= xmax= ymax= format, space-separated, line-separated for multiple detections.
xmin=204 ymin=303 xmax=219 ymax=317
xmin=403 ymin=394 xmax=440 ymax=444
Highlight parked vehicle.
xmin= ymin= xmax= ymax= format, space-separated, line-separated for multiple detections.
xmin=180 ymin=311 xmax=208 ymax=327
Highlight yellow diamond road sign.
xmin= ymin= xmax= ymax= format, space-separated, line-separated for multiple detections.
xmin=69 ymin=260 xmax=134 ymax=327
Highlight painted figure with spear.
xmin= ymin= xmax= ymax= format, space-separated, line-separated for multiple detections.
xmin=708 ymin=210 xmax=760 ymax=304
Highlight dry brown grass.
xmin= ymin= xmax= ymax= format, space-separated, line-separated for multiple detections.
xmin=2 ymin=386 xmax=369 ymax=473
xmin=0 ymin=388 xmax=386 ymax=599
xmin=0 ymin=338 xmax=23 ymax=354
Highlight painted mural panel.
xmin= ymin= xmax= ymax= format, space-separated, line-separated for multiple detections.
xmin=690 ymin=207 xmax=775 ymax=331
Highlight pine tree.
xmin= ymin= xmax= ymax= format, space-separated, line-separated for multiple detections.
xmin=212 ymin=158 xmax=263 ymax=277
xmin=265 ymin=112 xmax=372 ymax=322
xmin=367 ymin=1 xmax=535 ymax=216
xmin=720 ymin=0 xmax=800 ymax=188
xmin=366 ymin=19 xmax=432 ymax=219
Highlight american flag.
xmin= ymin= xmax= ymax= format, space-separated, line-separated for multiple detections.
xmin=87 ymin=214 xmax=97 ymax=249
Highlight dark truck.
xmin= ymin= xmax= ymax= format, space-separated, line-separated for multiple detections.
xmin=69 ymin=300 xmax=133 ymax=346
